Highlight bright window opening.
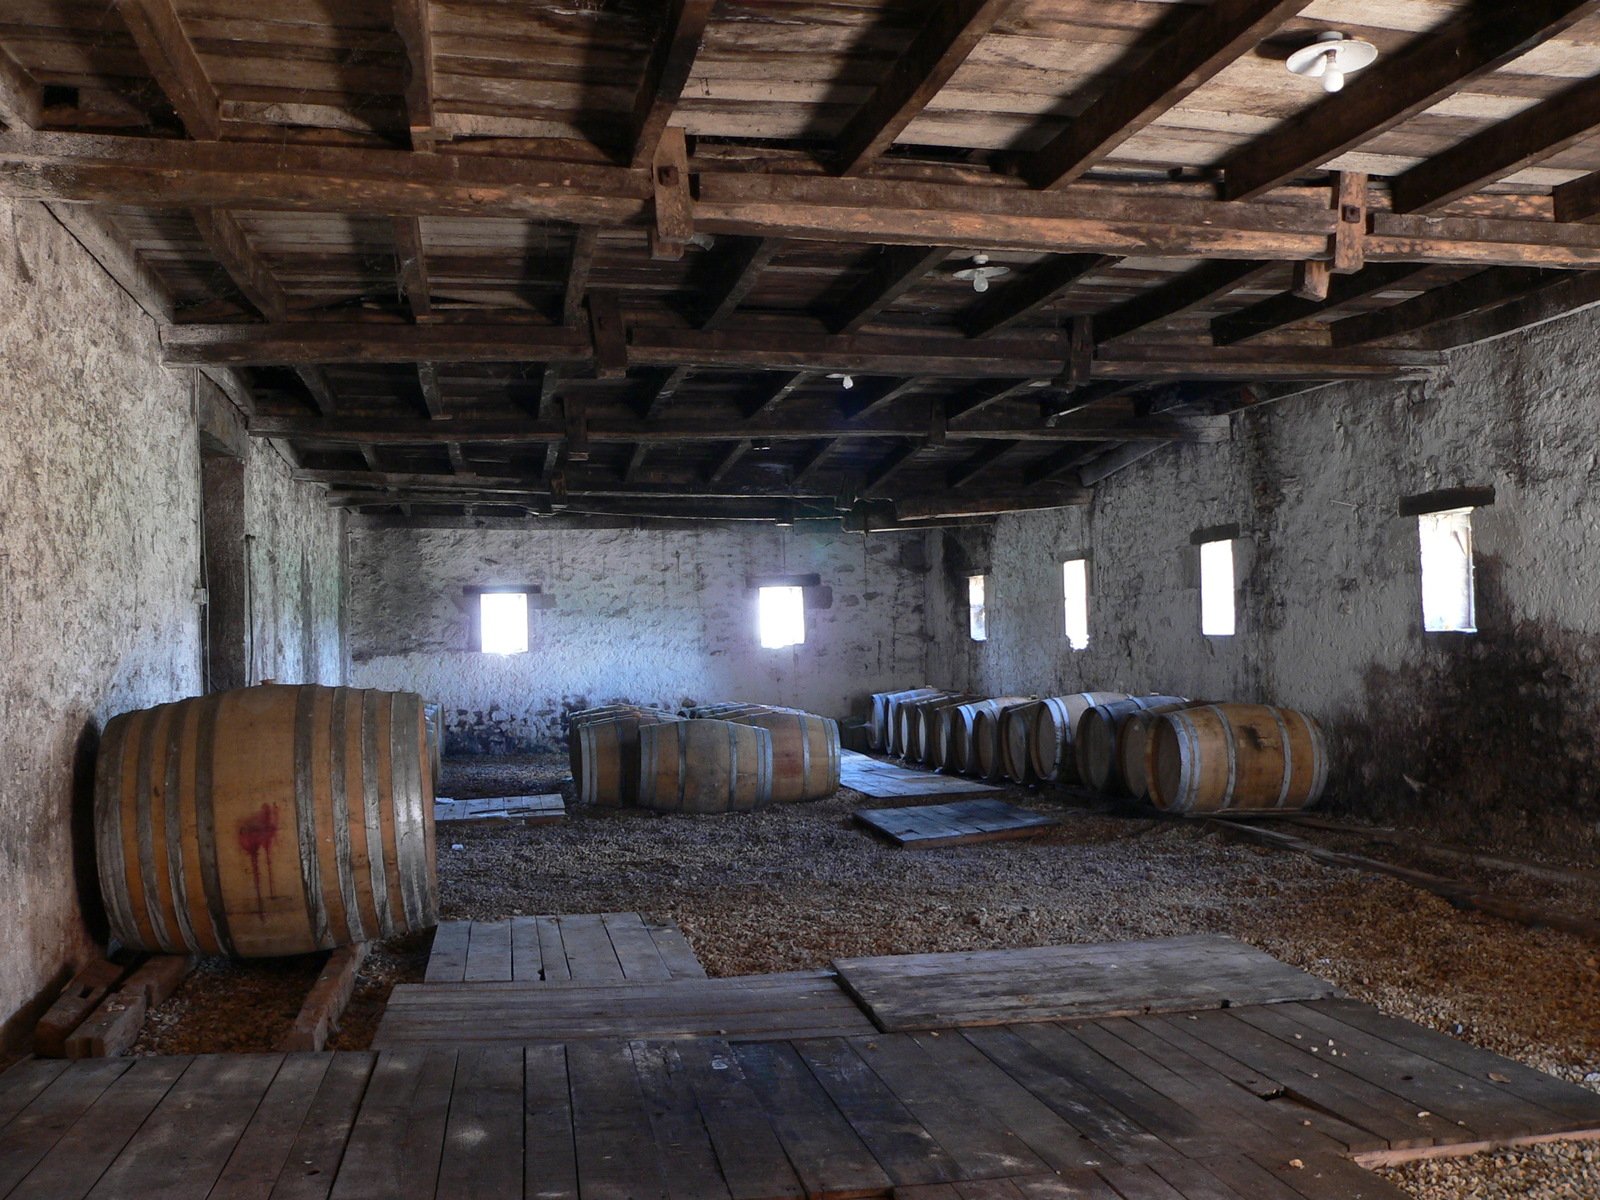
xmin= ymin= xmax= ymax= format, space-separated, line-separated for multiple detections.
xmin=479 ymin=591 xmax=529 ymax=654
xmin=1199 ymin=539 xmax=1236 ymax=637
xmin=1419 ymin=507 xmax=1476 ymax=632
xmin=1062 ymin=559 xmax=1089 ymax=650
xmin=758 ymin=585 xmax=806 ymax=649
xmin=968 ymin=575 xmax=988 ymax=642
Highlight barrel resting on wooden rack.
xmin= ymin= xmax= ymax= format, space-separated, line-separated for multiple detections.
xmin=94 ymin=684 xmax=437 ymax=959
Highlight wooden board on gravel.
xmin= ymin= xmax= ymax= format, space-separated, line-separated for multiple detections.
xmin=434 ymin=794 xmax=565 ymax=827
xmin=856 ymin=798 xmax=1059 ymax=849
xmin=832 ymin=934 xmax=1343 ymax=1031
xmin=840 ymin=751 xmax=1000 ymax=798
xmin=424 ymin=913 xmax=706 ymax=984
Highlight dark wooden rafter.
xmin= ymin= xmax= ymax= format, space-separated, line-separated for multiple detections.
xmin=446 ymin=442 xmax=472 ymax=475
xmin=1330 ymin=267 xmax=1568 ymax=348
xmin=1211 ymin=263 xmax=1433 ymax=345
xmin=699 ymin=237 xmax=784 ymax=330
xmin=790 ymin=439 xmax=837 ymax=488
xmin=829 ymin=245 xmax=949 ymax=334
xmin=0 ymin=43 xmax=42 ymax=131
xmin=561 ymin=227 xmax=599 ymax=327
xmin=1410 ymin=268 xmax=1600 ymax=350
xmin=743 ymin=371 xmax=811 ymax=419
xmin=587 ymin=291 xmax=627 ymax=378
xmin=294 ymin=367 xmax=337 ymax=416
xmin=113 ymin=0 xmax=221 ymax=140
xmin=960 ymin=254 xmax=1117 ymax=337
xmin=390 ymin=0 xmax=437 ymax=150
xmin=1044 ymin=381 xmax=1138 ymax=421
xmin=639 ymin=366 xmax=691 ymax=419
xmin=706 ymin=439 xmax=753 ymax=485
xmin=946 ymin=439 xmax=1019 ymax=489
xmin=1095 ymin=261 xmax=1278 ymax=343
xmin=1220 ymin=0 xmax=1600 ymax=201
xmin=844 ymin=378 xmax=922 ymax=420
xmin=1021 ymin=0 xmax=1313 ymax=189
xmin=1023 ymin=443 xmax=1100 ymax=486
xmin=629 ymin=0 xmax=716 ymax=169
xmin=624 ymin=443 xmax=651 ymax=483
xmin=834 ymin=0 xmax=1018 ymax=175
xmin=393 ymin=217 xmax=432 ymax=318
xmin=861 ymin=440 xmax=924 ymax=495
xmin=417 ymin=361 xmax=447 ymax=419
xmin=1078 ymin=441 xmax=1166 ymax=486
xmin=191 ymin=208 xmax=285 ymax=320
xmin=1392 ymin=75 xmax=1600 ymax=215
xmin=945 ymin=378 xmax=1047 ymax=422
xmin=537 ymin=365 xmax=562 ymax=422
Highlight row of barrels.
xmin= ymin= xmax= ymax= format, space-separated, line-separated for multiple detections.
xmin=569 ymin=702 xmax=841 ymax=813
xmin=869 ymin=687 xmax=1327 ymax=814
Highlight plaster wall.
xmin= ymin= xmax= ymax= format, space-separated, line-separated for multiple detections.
xmin=944 ymin=308 xmax=1600 ymax=824
xmin=0 ymin=200 xmax=345 ymax=1048
xmin=347 ymin=523 xmax=936 ymax=752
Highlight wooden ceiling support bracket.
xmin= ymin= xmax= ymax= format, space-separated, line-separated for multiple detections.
xmin=391 ymin=0 xmax=438 ymax=150
xmin=1332 ymin=172 xmax=1367 ymax=275
xmin=1293 ymin=260 xmax=1331 ymax=302
xmin=650 ymin=126 xmax=692 ymax=261
xmin=394 ymin=217 xmax=432 ymax=318
xmin=588 ymin=292 xmax=627 ymax=378
xmin=561 ymin=228 xmax=599 ymax=328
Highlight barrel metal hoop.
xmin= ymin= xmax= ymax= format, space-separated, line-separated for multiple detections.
xmin=94 ymin=715 xmax=139 ymax=952
xmin=295 ymin=686 xmax=333 ymax=949
xmin=1172 ymin=711 xmax=1202 ymax=812
xmin=1214 ymin=705 xmax=1238 ymax=809
xmin=1269 ymin=707 xmax=1294 ymax=808
xmin=329 ymin=689 xmax=362 ymax=943
xmin=360 ymin=689 xmax=394 ymax=938
xmin=1305 ymin=713 xmax=1330 ymax=803
xmin=134 ymin=706 xmax=175 ymax=952
xmin=799 ymin=717 xmax=811 ymax=793
xmin=389 ymin=693 xmax=425 ymax=931
xmin=162 ymin=701 xmax=200 ymax=953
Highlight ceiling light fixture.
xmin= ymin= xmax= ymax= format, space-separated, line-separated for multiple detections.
xmin=1287 ymin=31 xmax=1378 ymax=94
xmin=952 ymin=253 xmax=1011 ymax=294
xmin=827 ymin=372 xmax=855 ymax=390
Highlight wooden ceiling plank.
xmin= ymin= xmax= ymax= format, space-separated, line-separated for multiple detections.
xmin=835 ymin=0 xmax=1018 ymax=175
xmin=640 ymin=365 xmax=691 ymax=419
xmin=706 ymin=439 xmax=753 ymax=486
xmin=862 ymin=440 xmax=924 ymax=495
xmin=960 ymin=254 xmax=1117 ymax=337
xmin=294 ymin=367 xmax=338 ymax=417
xmin=394 ymin=217 xmax=432 ymax=319
xmin=946 ymin=439 xmax=1019 ymax=489
xmin=1211 ymin=263 xmax=1431 ymax=345
xmin=829 ymin=245 xmax=950 ymax=334
xmin=562 ymin=227 xmax=599 ymax=327
xmin=0 ymin=43 xmax=42 ymax=132
xmin=113 ymin=0 xmax=222 ymax=141
xmin=1330 ymin=267 xmax=1563 ymax=348
xmin=1094 ymin=261 xmax=1277 ymax=343
xmin=391 ymin=0 xmax=438 ymax=151
xmin=1023 ymin=0 xmax=1313 ymax=189
xmin=1220 ymin=0 xmax=1600 ymax=201
xmin=1394 ymin=75 xmax=1600 ymax=215
xmin=700 ymin=237 xmax=785 ymax=330
xmin=191 ymin=207 xmax=286 ymax=321
xmin=417 ymin=362 xmax=447 ymax=420
xmin=630 ymin=0 xmax=716 ymax=169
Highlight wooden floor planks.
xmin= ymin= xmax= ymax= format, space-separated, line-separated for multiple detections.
xmin=434 ymin=793 xmax=566 ymax=828
xmin=5 ymin=936 xmax=1600 ymax=1200
xmin=424 ymin=912 xmax=706 ymax=984
xmin=855 ymin=799 xmax=1059 ymax=850
xmin=840 ymin=752 xmax=1000 ymax=799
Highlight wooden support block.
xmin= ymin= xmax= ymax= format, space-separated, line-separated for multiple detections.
xmin=33 ymin=958 xmax=126 ymax=1058
xmin=588 ymin=293 xmax=628 ymax=379
xmin=278 ymin=942 xmax=370 ymax=1053
xmin=1065 ymin=315 xmax=1094 ymax=386
xmin=1293 ymin=259 xmax=1331 ymax=302
xmin=1332 ymin=171 xmax=1368 ymax=274
xmin=118 ymin=956 xmax=195 ymax=1009
xmin=651 ymin=126 xmax=693 ymax=261
xmin=64 ymin=990 xmax=147 ymax=1059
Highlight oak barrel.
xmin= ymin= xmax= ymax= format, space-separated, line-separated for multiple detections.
xmin=637 ymin=719 xmax=775 ymax=814
xmin=973 ymin=703 xmax=1025 ymax=781
xmin=94 ymin=685 xmax=437 ymax=958
xmin=1146 ymin=704 xmax=1328 ymax=814
xmin=571 ymin=709 xmax=682 ymax=806
xmin=1118 ymin=704 xmax=1199 ymax=802
xmin=948 ymin=697 xmax=1031 ymax=775
xmin=908 ymin=694 xmax=978 ymax=764
xmin=726 ymin=709 xmax=841 ymax=802
xmin=1027 ymin=692 xmax=1129 ymax=783
xmin=896 ymin=692 xmax=953 ymax=761
xmin=872 ymin=687 xmax=938 ymax=752
xmin=999 ymin=701 xmax=1045 ymax=784
xmin=1073 ymin=696 xmax=1188 ymax=795
xmin=884 ymin=687 xmax=942 ymax=756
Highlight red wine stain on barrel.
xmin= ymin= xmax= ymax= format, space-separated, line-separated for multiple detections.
xmin=237 ymin=802 xmax=280 ymax=917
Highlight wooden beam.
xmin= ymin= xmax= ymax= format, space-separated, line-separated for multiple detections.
xmin=1293 ymin=259 xmax=1330 ymax=302
xmin=1094 ymin=261 xmax=1277 ymax=343
xmin=1064 ymin=316 xmax=1094 ymax=386
xmin=945 ymin=378 xmax=1047 ymax=422
xmin=394 ymin=217 xmax=432 ymax=318
xmin=587 ymin=292 xmax=627 ymax=378
xmin=706 ymin=439 xmax=753 ymax=485
xmin=565 ymin=396 xmax=589 ymax=461
xmin=278 ymin=944 xmax=368 ymax=1053
xmin=1022 ymin=0 xmax=1311 ymax=189
xmin=895 ymin=485 xmax=1089 ymax=520
xmin=650 ymin=125 xmax=692 ymax=260
xmin=639 ymin=366 xmax=691 ymax=419
xmin=191 ymin=207 xmax=286 ymax=320
xmin=294 ymin=367 xmax=338 ymax=416
xmin=829 ymin=245 xmax=949 ymax=334
xmin=1024 ymin=444 xmax=1100 ymax=486
xmin=1393 ymin=75 xmax=1600 ymax=215
xmin=699 ymin=237 xmax=784 ymax=330
xmin=1220 ymin=0 xmax=1600 ymax=201
xmin=390 ymin=0 xmax=437 ymax=149
xmin=960 ymin=254 xmax=1116 ymax=337
xmin=1554 ymin=171 xmax=1600 ymax=224
xmin=624 ymin=444 xmax=651 ymax=483
xmin=791 ymin=440 xmax=837 ymax=488
xmin=844 ymin=378 xmax=922 ymax=420
xmin=835 ymin=0 xmax=1018 ymax=175
xmin=1408 ymin=268 xmax=1600 ymax=350
xmin=417 ymin=361 xmax=447 ymax=419
xmin=630 ymin=0 xmax=716 ymax=169
xmin=0 ymin=43 xmax=43 ymax=132
xmin=1331 ymin=171 xmax=1367 ymax=274
xmin=947 ymin=440 xmax=1019 ymax=489
xmin=862 ymin=441 xmax=924 ymax=495
xmin=447 ymin=442 xmax=472 ymax=475
xmin=742 ymin=370 xmax=811 ymax=419
xmin=537 ymin=365 xmax=562 ymax=421
xmin=1043 ymin=381 xmax=1136 ymax=420
xmin=1330 ymin=267 xmax=1564 ymax=348
xmin=1211 ymin=263 xmax=1431 ymax=345
xmin=561 ymin=226 xmax=599 ymax=327
xmin=1077 ymin=441 xmax=1166 ymax=486
xmin=114 ymin=0 xmax=222 ymax=140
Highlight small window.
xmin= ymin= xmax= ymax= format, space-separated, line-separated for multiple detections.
xmin=758 ymin=585 xmax=806 ymax=649
xmin=1419 ymin=507 xmax=1476 ymax=632
xmin=968 ymin=575 xmax=987 ymax=642
xmin=479 ymin=591 xmax=529 ymax=654
xmin=1062 ymin=559 xmax=1089 ymax=650
xmin=1199 ymin=538 xmax=1236 ymax=637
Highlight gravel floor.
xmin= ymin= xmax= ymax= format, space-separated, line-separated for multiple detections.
xmin=133 ymin=752 xmax=1600 ymax=1199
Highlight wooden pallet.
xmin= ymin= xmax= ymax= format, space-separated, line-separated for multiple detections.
xmin=7 ymin=996 xmax=1600 ymax=1199
xmin=856 ymin=798 xmax=1059 ymax=849
xmin=833 ymin=934 xmax=1343 ymax=1031
xmin=434 ymin=794 xmax=565 ymax=828
xmin=423 ymin=912 xmax=705 ymax=984
xmin=840 ymin=750 xmax=1000 ymax=798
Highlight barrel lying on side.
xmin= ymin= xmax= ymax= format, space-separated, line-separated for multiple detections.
xmin=95 ymin=684 xmax=437 ymax=958
xmin=1028 ymin=692 xmax=1129 ymax=783
xmin=1146 ymin=704 xmax=1328 ymax=814
xmin=1118 ymin=705 xmax=1197 ymax=802
xmin=1000 ymin=701 xmax=1045 ymax=784
xmin=571 ymin=709 xmax=682 ymax=806
xmin=908 ymin=693 xmax=978 ymax=765
xmin=637 ymin=719 xmax=775 ymax=814
xmin=724 ymin=709 xmax=840 ymax=802
xmin=872 ymin=687 xmax=939 ymax=752
xmin=1073 ymin=696 xmax=1189 ymax=795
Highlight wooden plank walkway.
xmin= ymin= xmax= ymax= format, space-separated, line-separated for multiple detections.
xmin=424 ymin=912 xmax=706 ymax=984
xmin=833 ymin=935 xmax=1343 ymax=1032
xmin=7 ymin=998 xmax=1600 ymax=1198
xmin=856 ymin=799 xmax=1059 ymax=849
xmin=840 ymin=751 xmax=1000 ymax=799
xmin=434 ymin=794 xmax=565 ymax=828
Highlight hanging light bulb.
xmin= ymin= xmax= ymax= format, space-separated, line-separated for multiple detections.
xmin=842 ymin=374 xmax=854 ymax=390
xmin=952 ymin=252 xmax=1009 ymax=294
xmin=1321 ymin=50 xmax=1345 ymax=93
xmin=1287 ymin=32 xmax=1378 ymax=95
xmin=973 ymin=273 xmax=990 ymax=293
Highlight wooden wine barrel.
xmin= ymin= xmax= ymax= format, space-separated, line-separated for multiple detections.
xmin=726 ymin=710 xmax=840 ymax=802
xmin=1027 ymin=692 xmax=1129 ymax=783
xmin=572 ymin=710 xmax=683 ymax=806
xmin=1000 ymin=701 xmax=1045 ymax=784
xmin=896 ymin=692 xmax=954 ymax=761
xmin=1146 ymin=704 xmax=1329 ymax=815
xmin=972 ymin=703 xmax=1020 ymax=781
xmin=637 ymin=719 xmax=774 ymax=814
xmin=1073 ymin=696 xmax=1188 ymax=795
xmin=94 ymin=685 xmax=437 ymax=958
xmin=950 ymin=697 xmax=1031 ymax=776
xmin=423 ymin=701 xmax=444 ymax=789
xmin=872 ymin=687 xmax=938 ymax=752
xmin=885 ymin=688 xmax=943 ymax=756
xmin=1118 ymin=704 xmax=1200 ymax=802
xmin=910 ymin=694 xmax=978 ymax=765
